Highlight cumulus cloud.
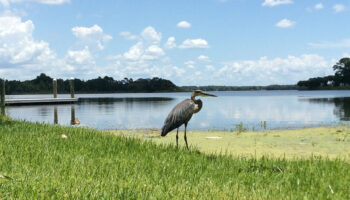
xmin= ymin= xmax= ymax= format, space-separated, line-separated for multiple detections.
xmin=164 ymin=36 xmax=176 ymax=49
xmin=198 ymin=55 xmax=211 ymax=62
xmin=63 ymin=46 xmax=98 ymax=76
xmin=72 ymin=25 xmax=112 ymax=50
xmin=106 ymin=26 xmax=183 ymax=80
xmin=145 ymin=45 xmax=165 ymax=58
xmin=0 ymin=15 xmax=55 ymax=67
xmin=215 ymin=54 xmax=332 ymax=85
xmin=275 ymin=19 xmax=295 ymax=28
xmin=179 ymin=39 xmax=209 ymax=49
xmin=177 ymin=21 xmax=191 ymax=28
xmin=140 ymin=26 xmax=162 ymax=44
xmin=65 ymin=46 xmax=94 ymax=66
xmin=0 ymin=14 xmax=81 ymax=79
xmin=262 ymin=0 xmax=293 ymax=7
xmin=333 ymin=4 xmax=345 ymax=13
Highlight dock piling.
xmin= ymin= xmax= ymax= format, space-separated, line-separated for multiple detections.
xmin=53 ymin=78 xmax=57 ymax=98
xmin=69 ymin=78 xmax=75 ymax=98
xmin=1 ymin=79 xmax=5 ymax=108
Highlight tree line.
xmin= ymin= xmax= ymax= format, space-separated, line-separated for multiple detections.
xmin=182 ymin=85 xmax=298 ymax=91
xmin=297 ymin=57 xmax=350 ymax=90
xmin=2 ymin=73 xmax=182 ymax=94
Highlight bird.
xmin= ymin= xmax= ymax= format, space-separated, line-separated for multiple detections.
xmin=161 ymin=90 xmax=217 ymax=150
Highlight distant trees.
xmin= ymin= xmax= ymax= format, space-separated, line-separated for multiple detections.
xmin=333 ymin=57 xmax=350 ymax=86
xmin=297 ymin=57 xmax=350 ymax=89
xmin=182 ymin=85 xmax=298 ymax=91
xmin=4 ymin=73 xmax=182 ymax=94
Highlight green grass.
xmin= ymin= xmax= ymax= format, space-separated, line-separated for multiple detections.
xmin=0 ymin=117 xmax=349 ymax=199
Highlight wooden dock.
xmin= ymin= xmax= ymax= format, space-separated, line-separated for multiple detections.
xmin=5 ymin=98 xmax=79 ymax=105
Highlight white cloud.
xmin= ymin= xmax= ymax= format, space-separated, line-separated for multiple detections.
xmin=64 ymin=46 xmax=97 ymax=76
xmin=262 ymin=0 xmax=293 ymax=7
xmin=314 ymin=3 xmax=323 ymax=10
xmin=145 ymin=45 xmax=165 ymax=58
xmin=215 ymin=54 xmax=332 ymax=85
xmin=0 ymin=14 xmax=55 ymax=67
xmin=164 ymin=37 xmax=176 ymax=49
xmin=0 ymin=0 xmax=69 ymax=9
xmin=333 ymin=4 xmax=345 ymax=13
xmin=179 ymin=39 xmax=209 ymax=49
xmin=72 ymin=25 xmax=112 ymax=50
xmin=141 ymin=26 xmax=162 ymax=44
xmin=185 ymin=60 xmax=195 ymax=69
xmin=308 ymin=39 xmax=350 ymax=49
xmin=121 ymin=42 xmax=164 ymax=62
xmin=0 ymin=14 xmax=82 ymax=80
xmin=198 ymin=55 xmax=211 ymax=62
xmin=119 ymin=31 xmax=139 ymax=40
xmin=65 ymin=46 xmax=94 ymax=65
xmin=177 ymin=21 xmax=191 ymax=28
xmin=122 ymin=42 xmax=143 ymax=61
xmin=275 ymin=19 xmax=295 ymax=28
xmin=106 ymin=26 xmax=176 ymax=80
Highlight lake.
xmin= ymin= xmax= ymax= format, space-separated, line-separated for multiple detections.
xmin=4 ymin=90 xmax=350 ymax=130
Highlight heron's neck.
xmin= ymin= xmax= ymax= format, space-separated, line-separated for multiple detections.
xmin=191 ymin=95 xmax=203 ymax=114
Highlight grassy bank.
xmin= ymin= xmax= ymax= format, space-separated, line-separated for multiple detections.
xmin=109 ymin=127 xmax=350 ymax=161
xmin=0 ymin=117 xmax=349 ymax=199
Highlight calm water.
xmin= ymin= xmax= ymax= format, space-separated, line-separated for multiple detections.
xmin=4 ymin=90 xmax=350 ymax=130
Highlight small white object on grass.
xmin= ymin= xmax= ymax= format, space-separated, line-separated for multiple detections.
xmin=61 ymin=134 xmax=68 ymax=139
xmin=206 ymin=136 xmax=222 ymax=139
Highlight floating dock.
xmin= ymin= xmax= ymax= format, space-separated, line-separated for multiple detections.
xmin=5 ymin=98 xmax=79 ymax=105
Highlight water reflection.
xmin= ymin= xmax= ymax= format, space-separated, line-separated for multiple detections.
xmin=54 ymin=106 xmax=58 ymax=124
xmin=5 ymin=91 xmax=350 ymax=130
xmin=305 ymin=97 xmax=350 ymax=121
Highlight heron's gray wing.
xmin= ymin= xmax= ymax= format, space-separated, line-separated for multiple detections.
xmin=161 ymin=99 xmax=194 ymax=136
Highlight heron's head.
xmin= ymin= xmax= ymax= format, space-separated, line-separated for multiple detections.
xmin=192 ymin=90 xmax=217 ymax=98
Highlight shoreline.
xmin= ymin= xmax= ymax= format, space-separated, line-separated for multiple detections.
xmin=106 ymin=126 xmax=350 ymax=161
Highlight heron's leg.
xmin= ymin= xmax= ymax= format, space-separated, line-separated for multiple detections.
xmin=184 ymin=123 xmax=189 ymax=150
xmin=176 ymin=128 xmax=179 ymax=147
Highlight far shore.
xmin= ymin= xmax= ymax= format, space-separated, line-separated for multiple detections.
xmin=106 ymin=126 xmax=350 ymax=161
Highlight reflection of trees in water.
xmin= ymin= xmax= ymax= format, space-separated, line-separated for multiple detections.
xmin=79 ymin=97 xmax=174 ymax=104
xmin=306 ymin=97 xmax=350 ymax=121
xmin=78 ymin=97 xmax=175 ymax=112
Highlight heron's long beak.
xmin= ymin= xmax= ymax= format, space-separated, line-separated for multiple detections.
xmin=199 ymin=91 xmax=217 ymax=97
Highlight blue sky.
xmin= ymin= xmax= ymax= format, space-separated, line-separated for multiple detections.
xmin=0 ymin=0 xmax=349 ymax=86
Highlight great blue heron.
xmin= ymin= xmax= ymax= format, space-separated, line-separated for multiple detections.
xmin=161 ymin=90 xmax=217 ymax=149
